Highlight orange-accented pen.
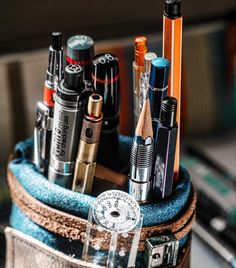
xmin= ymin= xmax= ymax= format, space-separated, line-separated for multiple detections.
xmin=163 ymin=0 xmax=182 ymax=182
xmin=133 ymin=36 xmax=148 ymax=129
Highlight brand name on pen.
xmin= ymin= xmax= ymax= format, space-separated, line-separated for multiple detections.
xmin=53 ymin=110 xmax=69 ymax=158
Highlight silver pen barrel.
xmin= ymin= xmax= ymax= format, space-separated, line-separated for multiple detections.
xmin=33 ymin=102 xmax=53 ymax=173
xmin=129 ymin=136 xmax=154 ymax=203
xmin=46 ymin=35 xmax=63 ymax=88
xmin=139 ymin=52 xmax=157 ymax=121
xmin=33 ymin=32 xmax=63 ymax=176
xmin=48 ymin=64 xmax=85 ymax=188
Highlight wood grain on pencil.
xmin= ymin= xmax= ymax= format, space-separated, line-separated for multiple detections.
xmin=135 ymin=98 xmax=153 ymax=138
xmin=163 ymin=15 xmax=183 ymax=182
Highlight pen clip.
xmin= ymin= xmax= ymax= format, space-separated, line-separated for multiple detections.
xmin=34 ymin=112 xmax=42 ymax=169
xmin=33 ymin=102 xmax=52 ymax=171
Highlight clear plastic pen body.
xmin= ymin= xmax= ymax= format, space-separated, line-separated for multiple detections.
xmin=133 ymin=62 xmax=144 ymax=128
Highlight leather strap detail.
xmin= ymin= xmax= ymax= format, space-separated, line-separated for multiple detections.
xmin=5 ymin=227 xmax=99 ymax=268
xmin=7 ymin=168 xmax=196 ymax=252
xmin=5 ymin=226 xmax=192 ymax=268
xmin=176 ymin=235 xmax=191 ymax=268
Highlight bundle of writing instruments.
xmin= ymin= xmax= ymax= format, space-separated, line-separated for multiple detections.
xmin=33 ymin=0 xmax=182 ymax=203
xmin=10 ymin=1 xmax=188 ymax=267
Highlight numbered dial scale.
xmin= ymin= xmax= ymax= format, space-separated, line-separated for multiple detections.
xmin=93 ymin=190 xmax=141 ymax=233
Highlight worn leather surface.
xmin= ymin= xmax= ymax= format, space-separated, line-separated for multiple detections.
xmin=5 ymin=227 xmax=191 ymax=268
xmin=9 ymin=136 xmax=192 ymax=227
xmin=8 ymin=169 xmax=196 ymax=252
xmin=5 ymin=227 xmax=99 ymax=268
xmin=7 ymin=136 xmax=195 ymax=267
xmin=176 ymin=235 xmax=192 ymax=268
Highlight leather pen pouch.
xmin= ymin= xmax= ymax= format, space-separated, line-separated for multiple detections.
xmin=6 ymin=136 xmax=196 ymax=268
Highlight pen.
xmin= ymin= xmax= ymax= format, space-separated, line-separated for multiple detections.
xmin=67 ymin=35 xmax=94 ymax=80
xmin=153 ymin=97 xmax=178 ymax=199
xmin=92 ymin=53 xmax=120 ymax=170
xmin=133 ymin=36 xmax=148 ymax=129
xmin=148 ymin=57 xmax=170 ymax=145
xmin=34 ymin=32 xmax=63 ymax=176
xmin=49 ymin=64 xmax=89 ymax=188
xmin=72 ymin=94 xmax=103 ymax=194
xmin=163 ymin=0 xmax=183 ymax=182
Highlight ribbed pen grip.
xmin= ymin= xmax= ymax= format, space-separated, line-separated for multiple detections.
xmin=130 ymin=137 xmax=153 ymax=169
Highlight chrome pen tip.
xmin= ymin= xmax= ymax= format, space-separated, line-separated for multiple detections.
xmin=87 ymin=94 xmax=103 ymax=118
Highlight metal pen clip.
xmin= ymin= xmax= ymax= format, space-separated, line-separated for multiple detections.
xmin=145 ymin=234 xmax=179 ymax=267
xmin=34 ymin=102 xmax=53 ymax=173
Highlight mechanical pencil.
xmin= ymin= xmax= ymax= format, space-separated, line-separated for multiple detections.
xmin=163 ymin=0 xmax=183 ymax=182
xmin=139 ymin=52 xmax=157 ymax=113
xmin=72 ymin=93 xmax=103 ymax=194
xmin=34 ymin=32 xmax=63 ymax=176
xmin=153 ymin=97 xmax=178 ymax=199
xmin=149 ymin=57 xmax=170 ymax=145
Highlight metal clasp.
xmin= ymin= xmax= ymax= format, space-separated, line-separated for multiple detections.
xmin=145 ymin=234 xmax=179 ymax=267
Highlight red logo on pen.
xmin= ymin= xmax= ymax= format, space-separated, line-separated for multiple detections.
xmin=66 ymin=56 xmax=91 ymax=66
xmin=92 ymin=74 xmax=120 ymax=84
xmin=43 ymin=85 xmax=55 ymax=107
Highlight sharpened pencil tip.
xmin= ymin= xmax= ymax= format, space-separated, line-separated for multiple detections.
xmin=135 ymin=97 xmax=153 ymax=138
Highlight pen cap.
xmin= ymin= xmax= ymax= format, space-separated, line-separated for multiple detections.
xmin=51 ymin=32 xmax=63 ymax=51
xmin=57 ymin=64 xmax=84 ymax=102
xmin=92 ymin=53 xmax=119 ymax=119
xmin=67 ymin=35 xmax=94 ymax=62
xmin=64 ymin=64 xmax=83 ymax=91
xmin=164 ymin=0 xmax=182 ymax=18
xmin=149 ymin=57 xmax=170 ymax=89
xmin=160 ymin=97 xmax=178 ymax=128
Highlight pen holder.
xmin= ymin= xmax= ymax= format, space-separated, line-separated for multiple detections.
xmin=6 ymin=136 xmax=196 ymax=268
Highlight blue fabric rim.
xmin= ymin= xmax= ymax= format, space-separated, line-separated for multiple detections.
xmin=10 ymin=203 xmax=189 ymax=257
xmin=9 ymin=136 xmax=191 ymax=227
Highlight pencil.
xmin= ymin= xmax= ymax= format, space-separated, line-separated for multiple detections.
xmin=163 ymin=0 xmax=183 ymax=182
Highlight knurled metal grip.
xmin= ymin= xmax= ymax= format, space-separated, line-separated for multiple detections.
xmin=80 ymin=117 xmax=103 ymax=144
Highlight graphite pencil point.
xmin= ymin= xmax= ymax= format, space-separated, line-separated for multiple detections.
xmin=135 ymin=97 xmax=153 ymax=139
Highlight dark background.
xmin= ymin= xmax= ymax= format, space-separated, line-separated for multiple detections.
xmin=1 ymin=0 xmax=235 ymax=54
